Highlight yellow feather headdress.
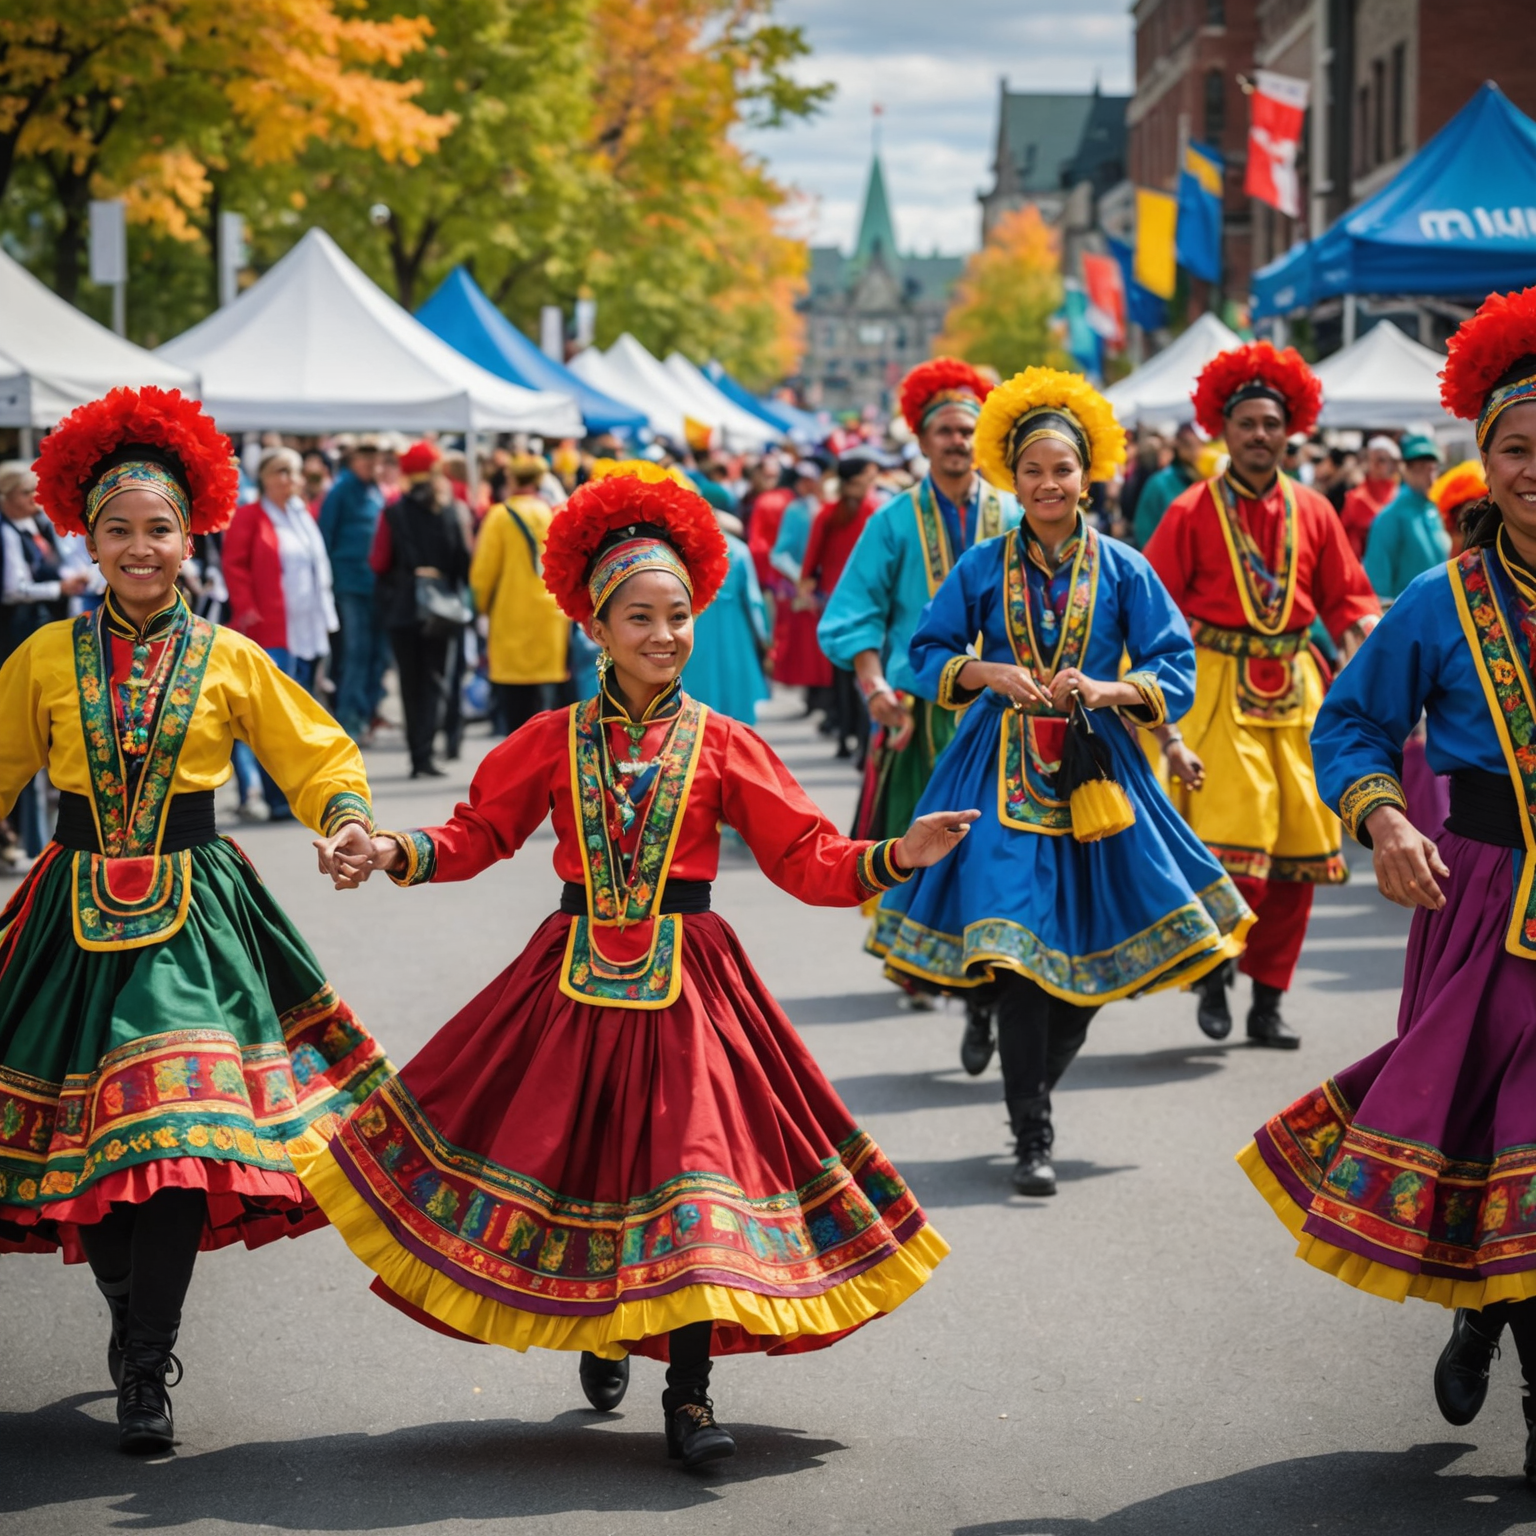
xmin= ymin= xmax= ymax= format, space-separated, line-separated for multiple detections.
xmin=974 ymin=367 xmax=1126 ymax=490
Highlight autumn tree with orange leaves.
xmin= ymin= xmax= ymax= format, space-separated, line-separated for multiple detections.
xmin=0 ymin=1 xmax=449 ymax=306
xmin=935 ymin=206 xmax=1072 ymax=379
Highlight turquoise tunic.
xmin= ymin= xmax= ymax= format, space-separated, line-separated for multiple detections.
xmin=817 ymin=476 xmax=1020 ymax=698
xmin=871 ymin=520 xmax=1249 ymax=1000
xmin=1362 ymin=485 xmax=1452 ymax=600
xmin=682 ymin=532 xmax=770 ymax=724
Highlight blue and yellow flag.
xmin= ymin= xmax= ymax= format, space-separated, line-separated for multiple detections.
xmin=1134 ymin=188 xmax=1178 ymax=301
xmin=1176 ymin=141 xmax=1224 ymax=284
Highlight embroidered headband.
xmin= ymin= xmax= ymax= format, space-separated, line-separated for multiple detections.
xmin=1006 ymin=407 xmax=1090 ymax=472
xmin=589 ymin=537 xmax=694 ymax=616
xmin=918 ymin=388 xmax=983 ymax=431
xmin=83 ymin=459 xmax=192 ymax=531
xmin=1478 ymin=370 xmax=1536 ymax=448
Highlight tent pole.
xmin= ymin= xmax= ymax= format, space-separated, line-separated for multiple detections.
xmin=1342 ymin=294 xmax=1357 ymax=347
xmin=18 ymin=426 xmax=34 ymax=459
xmin=465 ymin=429 xmax=480 ymax=506
xmin=1274 ymin=317 xmax=1289 ymax=348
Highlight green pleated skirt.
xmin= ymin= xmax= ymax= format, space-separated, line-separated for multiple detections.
xmin=0 ymin=837 xmax=390 ymax=1259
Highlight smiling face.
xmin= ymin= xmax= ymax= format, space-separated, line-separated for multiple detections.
xmin=86 ymin=489 xmax=191 ymax=617
xmin=589 ymin=567 xmax=694 ymax=697
xmin=1012 ymin=437 xmax=1084 ymax=537
xmin=1483 ymin=400 xmax=1536 ymax=552
xmin=1224 ymin=398 xmax=1288 ymax=486
xmin=917 ymin=404 xmax=977 ymax=482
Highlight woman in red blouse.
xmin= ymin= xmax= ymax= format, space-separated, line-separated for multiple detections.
xmin=301 ymin=463 xmax=973 ymax=1468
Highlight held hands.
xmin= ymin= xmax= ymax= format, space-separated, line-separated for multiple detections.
xmin=1364 ymin=804 xmax=1449 ymax=910
xmin=891 ymin=809 xmax=981 ymax=870
xmin=313 ymin=825 xmax=404 ymax=890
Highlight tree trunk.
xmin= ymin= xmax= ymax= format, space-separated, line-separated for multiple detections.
xmin=49 ymin=161 xmax=92 ymax=304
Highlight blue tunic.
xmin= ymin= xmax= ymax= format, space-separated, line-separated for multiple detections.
xmin=872 ymin=521 xmax=1249 ymax=1001
xmin=682 ymin=532 xmax=770 ymax=724
xmin=818 ymin=477 xmax=1019 ymax=697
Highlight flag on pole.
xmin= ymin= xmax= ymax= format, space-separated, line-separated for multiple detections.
xmin=1175 ymin=141 xmax=1224 ymax=283
xmin=1134 ymin=188 xmax=1178 ymax=300
xmin=1080 ymin=252 xmax=1125 ymax=348
xmin=1107 ymin=237 xmax=1167 ymax=333
xmin=1245 ymin=70 xmax=1310 ymax=218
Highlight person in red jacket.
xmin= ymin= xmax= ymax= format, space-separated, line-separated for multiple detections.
xmin=797 ymin=451 xmax=881 ymax=759
xmin=1338 ymin=435 xmax=1402 ymax=560
xmin=222 ymin=446 xmax=337 ymax=819
xmin=1144 ymin=343 xmax=1379 ymax=1048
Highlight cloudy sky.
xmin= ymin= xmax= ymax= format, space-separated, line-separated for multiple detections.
xmin=742 ymin=0 xmax=1134 ymax=257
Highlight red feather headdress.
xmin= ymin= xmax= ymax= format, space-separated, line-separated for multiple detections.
xmin=34 ymin=386 xmax=239 ymax=537
xmin=543 ymin=474 xmax=729 ymax=624
xmin=899 ymin=358 xmax=993 ymax=435
xmin=1191 ymin=342 xmax=1322 ymax=439
xmin=1441 ymin=286 xmax=1536 ymax=442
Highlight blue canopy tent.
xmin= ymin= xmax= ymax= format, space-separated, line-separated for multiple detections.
xmin=703 ymin=360 xmax=825 ymax=445
xmin=416 ymin=267 xmax=647 ymax=435
xmin=1253 ymin=83 xmax=1536 ymax=319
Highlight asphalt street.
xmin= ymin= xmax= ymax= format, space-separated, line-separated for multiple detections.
xmin=4 ymin=694 xmax=1533 ymax=1535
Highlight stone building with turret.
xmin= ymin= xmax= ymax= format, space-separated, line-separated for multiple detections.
xmin=794 ymin=154 xmax=964 ymax=418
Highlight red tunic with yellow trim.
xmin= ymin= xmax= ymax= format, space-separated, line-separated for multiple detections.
xmin=294 ymin=683 xmax=948 ymax=1361
xmin=1143 ymin=472 xmax=1380 ymax=883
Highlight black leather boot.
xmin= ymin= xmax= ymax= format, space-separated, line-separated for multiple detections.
xmin=960 ymin=1001 xmax=996 ymax=1076
xmin=97 ymin=1276 xmax=131 ymax=1389
xmin=1434 ymin=1309 xmax=1502 ymax=1426
xmin=116 ymin=1328 xmax=181 ymax=1455
xmin=664 ymin=1395 xmax=736 ymax=1467
xmin=1194 ymin=959 xmax=1234 ymax=1041
xmin=1011 ymin=1112 xmax=1056 ymax=1197
xmin=579 ymin=1351 xmax=630 ymax=1411
xmin=1247 ymin=982 xmax=1300 ymax=1049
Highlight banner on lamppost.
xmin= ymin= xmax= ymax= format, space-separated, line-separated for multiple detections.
xmin=1246 ymin=70 xmax=1310 ymax=218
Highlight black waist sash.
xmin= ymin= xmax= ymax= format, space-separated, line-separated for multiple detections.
xmin=1446 ymin=769 xmax=1525 ymax=849
xmin=559 ymin=879 xmax=712 ymax=916
xmin=53 ymin=789 xmax=219 ymax=854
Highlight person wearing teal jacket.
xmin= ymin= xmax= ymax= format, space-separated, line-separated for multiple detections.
xmin=817 ymin=359 xmax=1020 ymax=1074
xmin=1131 ymin=422 xmax=1202 ymax=548
xmin=1363 ymin=433 xmax=1449 ymax=601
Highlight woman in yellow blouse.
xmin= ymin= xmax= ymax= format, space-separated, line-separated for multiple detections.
xmin=0 ymin=388 xmax=388 ymax=1455
xmin=471 ymin=453 xmax=570 ymax=735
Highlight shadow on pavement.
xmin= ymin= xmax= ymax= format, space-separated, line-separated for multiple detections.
xmin=832 ymin=1070 xmax=999 ymax=1114
xmin=783 ymin=993 xmax=906 ymax=1027
xmin=1 ymin=1397 xmax=845 ymax=1528
xmin=1057 ymin=1046 xmax=1230 ymax=1092
xmin=898 ymin=1155 xmax=1137 ymax=1209
xmin=952 ymin=1441 xmax=1531 ymax=1536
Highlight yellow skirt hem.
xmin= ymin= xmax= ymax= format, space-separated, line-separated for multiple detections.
xmin=292 ymin=1130 xmax=951 ymax=1359
xmin=1236 ymin=1139 xmax=1536 ymax=1311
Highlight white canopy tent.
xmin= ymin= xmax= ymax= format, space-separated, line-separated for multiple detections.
xmin=0 ymin=247 xmax=197 ymax=432
xmin=1104 ymin=313 xmax=1242 ymax=428
xmin=1311 ymin=321 xmax=1455 ymax=430
xmin=595 ymin=335 xmax=719 ymax=447
xmin=567 ymin=346 xmax=685 ymax=443
xmin=663 ymin=352 xmax=782 ymax=450
xmin=158 ymin=229 xmax=581 ymax=436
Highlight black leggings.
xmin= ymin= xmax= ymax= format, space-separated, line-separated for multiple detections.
xmin=663 ymin=1320 xmax=713 ymax=1412
xmin=77 ymin=1187 xmax=207 ymax=1340
xmin=993 ymin=971 xmax=1098 ymax=1149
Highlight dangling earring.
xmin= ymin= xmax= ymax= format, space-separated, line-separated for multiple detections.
xmin=596 ymin=648 xmax=613 ymax=681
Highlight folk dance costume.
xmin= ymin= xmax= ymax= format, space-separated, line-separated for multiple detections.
xmin=1144 ymin=344 xmax=1379 ymax=1046
xmin=1241 ymin=287 xmax=1536 ymax=1480
xmin=294 ymin=464 xmax=947 ymax=1466
xmin=0 ymin=389 xmax=388 ymax=1451
xmin=818 ymin=360 xmax=1020 ymax=1067
xmin=871 ymin=370 xmax=1251 ymax=1194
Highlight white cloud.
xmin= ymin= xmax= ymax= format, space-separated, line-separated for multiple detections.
xmin=744 ymin=1 xmax=1133 ymax=256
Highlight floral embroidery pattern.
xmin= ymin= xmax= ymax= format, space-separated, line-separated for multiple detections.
xmin=1262 ymin=1079 xmax=1536 ymax=1277
xmin=334 ymin=1076 xmax=929 ymax=1311
xmin=914 ymin=478 xmax=1007 ymax=597
xmin=1188 ymin=619 xmax=1308 ymax=659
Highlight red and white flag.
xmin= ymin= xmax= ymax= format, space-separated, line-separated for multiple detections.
xmin=1245 ymin=70 xmax=1310 ymax=218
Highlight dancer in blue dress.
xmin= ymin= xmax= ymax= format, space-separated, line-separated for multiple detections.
xmin=873 ymin=368 xmax=1252 ymax=1196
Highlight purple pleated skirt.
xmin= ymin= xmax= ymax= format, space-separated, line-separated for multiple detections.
xmin=1249 ymin=831 xmax=1536 ymax=1292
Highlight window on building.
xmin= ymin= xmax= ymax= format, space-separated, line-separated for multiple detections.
xmin=1391 ymin=42 xmax=1407 ymax=159
xmin=1372 ymin=57 xmax=1386 ymax=167
xmin=1204 ymin=70 xmax=1225 ymax=149
xmin=1356 ymin=84 xmax=1371 ymax=175
xmin=1206 ymin=0 xmax=1224 ymax=22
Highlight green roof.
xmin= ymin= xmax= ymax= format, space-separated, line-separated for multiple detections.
xmin=852 ymin=153 xmax=899 ymax=271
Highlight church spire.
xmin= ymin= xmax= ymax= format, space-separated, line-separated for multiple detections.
xmin=852 ymin=149 xmax=899 ymax=272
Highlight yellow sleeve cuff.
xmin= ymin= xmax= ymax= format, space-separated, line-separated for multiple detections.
xmin=1338 ymin=773 xmax=1407 ymax=845
xmin=937 ymin=655 xmax=981 ymax=710
xmin=320 ymin=791 xmax=375 ymax=838
xmin=382 ymin=829 xmax=438 ymax=886
xmin=858 ymin=839 xmax=913 ymax=896
xmin=1120 ymin=670 xmax=1167 ymax=727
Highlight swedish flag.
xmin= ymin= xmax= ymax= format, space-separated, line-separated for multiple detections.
xmin=1176 ymin=141 xmax=1225 ymax=284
